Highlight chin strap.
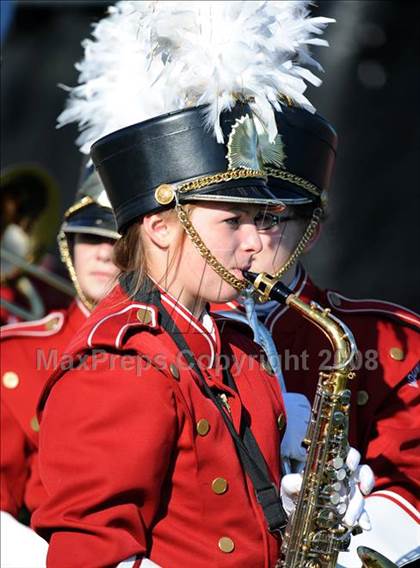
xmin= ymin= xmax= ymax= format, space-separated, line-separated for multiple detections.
xmin=57 ymin=230 xmax=95 ymax=311
xmin=273 ymin=207 xmax=322 ymax=280
xmin=175 ymin=204 xmax=248 ymax=293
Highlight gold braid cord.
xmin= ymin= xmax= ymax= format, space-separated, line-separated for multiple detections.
xmin=155 ymin=169 xmax=267 ymax=206
xmin=273 ymin=207 xmax=322 ymax=280
xmin=57 ymin=231 xmax=95 ymax=311
xmin=58 ymin=194 xmax=97 ymax=311
xmin=178 ymin=169 xmax=266 ymax=194
xmin=265 ymin=167 xmax=320 ymax=198
xmin=63 ymin=195 xmax=94 ymax=219
xmin=57 ymin=195 xmax=100 ymax=312
xmin=175 ymin=205 xmax=248 ymax=293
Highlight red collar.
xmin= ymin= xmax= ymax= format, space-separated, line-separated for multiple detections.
xmin=68 ymin=283 xmax=222 ymax=370
xmin=159 ymin=289 xmax=221 ymax=369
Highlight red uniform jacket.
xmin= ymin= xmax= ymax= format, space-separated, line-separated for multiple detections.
xmin=213 ymin=267 xmax=420 ymax=515
xmin=32 ymin=284 xmax=285 ymax=568
xmin=0 ymin=300 xmax=88 ymax=517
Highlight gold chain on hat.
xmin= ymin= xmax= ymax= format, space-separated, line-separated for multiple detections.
xmin=57 ymin=231 xmax=95 ymax=311
xmin=155 ymin=168 xmax=266 ymax=206
xmin=272 ymin=206 xmax=322 ymax=281
xmin=265 ymin=167 xmax=320 ymax=198
xmin=175 ymin=204 xmax=248 ymax=293
xmin=57 ymin=196 xmax=97 ymax=311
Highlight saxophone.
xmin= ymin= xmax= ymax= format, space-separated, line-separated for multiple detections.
xmin=245 ymin=271 xmax=396 ymax=568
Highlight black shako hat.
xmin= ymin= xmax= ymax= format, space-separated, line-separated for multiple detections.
xmin=61 ymin=168 xmax=119 ymax=241
xmin=91 ymin=102 xmax=281 ymax=234
xmin=266 ymin=106 xmax=337 ymax=205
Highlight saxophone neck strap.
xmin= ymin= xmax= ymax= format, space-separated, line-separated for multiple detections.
xmin=154 ymin=294 xmax=287 ymax=534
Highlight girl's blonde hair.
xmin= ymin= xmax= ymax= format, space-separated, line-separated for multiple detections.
xmin=113 ymin=206 xmax=193 ymax=298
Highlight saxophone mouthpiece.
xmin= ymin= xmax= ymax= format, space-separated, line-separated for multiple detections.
xmin=243 ymin=270 xmax=257 ymax=283
xmin=244 ymin=271 xmax=291 ymax=305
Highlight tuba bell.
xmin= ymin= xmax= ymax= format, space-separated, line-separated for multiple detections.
xmin=1 ymin=164 xmax=74 ymax=323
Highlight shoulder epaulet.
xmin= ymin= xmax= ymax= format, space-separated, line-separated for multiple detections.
xmin=0 ymin=311 xmax=65 ymax=340
xmin=326 ymin=291 xmax=420 ymax=331
xmin=87 ymin=303 xmax=158 ymax=350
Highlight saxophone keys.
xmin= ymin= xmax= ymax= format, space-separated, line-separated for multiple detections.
xmin=316 ymin=509 xmax=336 ymax=528
xmin=340 ymin=389 xmax=351 ymax=404
xmin=336 ymin=468 xmax=346 ymax=481
xmin=332 ymin=411 xmax=345 ymax=425
xmin=330 ymin=492 xmax=341 ymax=505
xmin=332 ymin=456 xmax=344 ymax=469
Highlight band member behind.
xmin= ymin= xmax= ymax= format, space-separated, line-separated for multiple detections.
xmin=0 ymin=164 xmax=69 ymax=324
xmin=214 ymin=104 xmax=420 ymax=566
xmin=1 ymin=171 xmax=119 ymax=568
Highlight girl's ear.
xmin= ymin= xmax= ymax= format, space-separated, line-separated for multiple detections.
xmin=142 ymin=212 xmax=174 ymax=249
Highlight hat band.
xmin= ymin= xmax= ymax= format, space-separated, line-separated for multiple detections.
xmin=155 ymin=168 xmax=266 ymax=205
xmin=178 ymin=168 xmax=266 ymax=194
xmin=265 ymin=167 xmax=320 ymax=198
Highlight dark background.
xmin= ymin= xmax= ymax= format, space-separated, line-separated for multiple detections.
xmin=1 ymin=0 xmax=419 ymax=311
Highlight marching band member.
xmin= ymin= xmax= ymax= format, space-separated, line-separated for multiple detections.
xmin=215 ymin=104 xmax=420 ymax=565
xmin=0 ymin=172 xmax=119 ymax=568
xmin=31 ymin=2 xmax=373 ymax=567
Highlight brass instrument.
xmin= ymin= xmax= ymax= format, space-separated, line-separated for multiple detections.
xmin=245 ymin=271 xmax=396 ymax=568
xmin=1 ymin=164 xmax=74 ymax=321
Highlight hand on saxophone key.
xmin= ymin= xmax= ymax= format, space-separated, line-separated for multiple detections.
xmin=342 ymin=447 xmax=375 ymax=530
xmin=280 ymin=446 xmax=375 ymax=531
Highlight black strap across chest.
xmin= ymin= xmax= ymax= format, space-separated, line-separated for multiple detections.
xmin=124 ymin=276 xmax=287 ymax=533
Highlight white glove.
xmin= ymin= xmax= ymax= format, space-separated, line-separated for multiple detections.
xmin=342 ymin=447 xmax=374 ymax=530
xmin=280 ymin=473 xmax=303 ymax=517
xmin=281 ymin=392 xmax=311 ymax=470
xmin=0 ymin=511 xmax=48 ymax=568
xmin=280 ymin=447 xmax=375 ymax=532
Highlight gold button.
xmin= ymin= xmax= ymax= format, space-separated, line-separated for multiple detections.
xmin=136 ymin=308 xmax=153 ymax=325
xmin=30 ymin=416 xmax=40 ymax=433
xmin=262 ymin=359 xmax=274 ymax=376
xmin=212 ymin=477 xmax=228 ymax=495
xmin=2 ymin=371 xmax=19 ymax=389
xmin=169 ymin=363 xmax=180 ymax=380
xmin=45 ymin=317 xmax=58 ymax=331
xmin=277 ymin=413 xmax=286 ymax=432
xmin=155 ymin=184 xmax=175 ymax=206
xmin=218 ymin=537 xmax=235 ymax=553
xmin=357 ymin=390 xmax=369 ymax=406
xmin=196 ymin=418 xmax=210 ymax=436
xmin=389 ymin=347 xmax=405 ymax=361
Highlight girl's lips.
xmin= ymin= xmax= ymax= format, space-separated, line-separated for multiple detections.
xmin=230 ymin=267 xmax=251 ymax=279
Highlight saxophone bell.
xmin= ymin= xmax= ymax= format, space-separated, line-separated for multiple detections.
xmin=357 ymin=547 xmax=398 ymax=568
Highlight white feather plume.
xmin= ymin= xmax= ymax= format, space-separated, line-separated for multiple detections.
xmin=58 ymin=0 xmax=334 ymax=153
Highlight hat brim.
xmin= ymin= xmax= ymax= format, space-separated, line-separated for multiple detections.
xmin=62 ymin=224 xmax=120 ymax=240
xmin=180 ymin=181 xmax=284 ymax=207
xmin=62 ymin=203 xmax=120 ymax=240
xmin=267 ymin=176 xmax=319 ymax=204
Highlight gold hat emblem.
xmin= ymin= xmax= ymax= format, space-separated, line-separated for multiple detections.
xmin=227 ymin=115 xmax=286 ymax=171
